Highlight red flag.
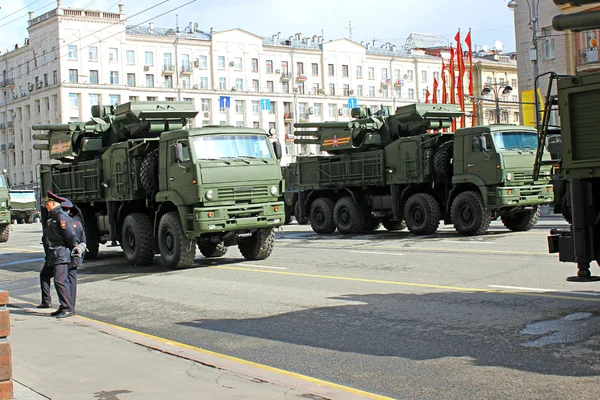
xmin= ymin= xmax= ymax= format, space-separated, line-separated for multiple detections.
xmin=455 ymin=30 xmax=465 ymax=127
xmin=465 ymin=29 xmax=475 ymax=126
xmin=441 ymin=61 xmax=447 ymax=104
xmin=449 ymin=45 xmax=456 ymax=130
xmin=425 ymin=88 xmax=430 ymax=103
xmin=432 ymin=78 xmax=438 ymax=104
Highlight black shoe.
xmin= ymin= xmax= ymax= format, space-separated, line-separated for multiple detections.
xmin=36 ymin=303 xmax=51 ymax=309
xmin=50 ymin=308 xmax=63 ymax=317
xmin=56 ymin=311 xmax=74 ymax=319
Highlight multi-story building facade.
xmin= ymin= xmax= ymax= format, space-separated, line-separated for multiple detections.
xmin=0 ymin=1 xmax=520 ymax=189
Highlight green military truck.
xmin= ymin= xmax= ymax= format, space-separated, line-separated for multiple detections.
xmin=543 ymin=0 xmax=600 ymax=280
xmin=0 ymin=170 xmax=10 ymax=242
xmin=34 ymin=101 xmax=285 ymax=269
xmin=8 ymin=189 xmax=37 ymax=224
xmin=284 ymin=104 xmax=554 ymax=236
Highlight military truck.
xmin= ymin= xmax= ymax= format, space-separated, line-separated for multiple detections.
xmin=284 ymin=104 xmax=554 ymax=236
xmin=34 ymin=101 xmax=285 ymax=269
xmin=0 ymin=170 xmax=10 ymax=243
xmin=543 ymin=0 xmax=600 ymax=280
xmin=8 ymin=189 xmax=37 ymax=224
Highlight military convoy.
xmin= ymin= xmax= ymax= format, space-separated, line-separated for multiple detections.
xmin=33 ymin=101 xmax=285 ymax=269
xmin=542 ymin=0 xmax=600 ymax=280
xmin=0 ymin=171 xmax=10 ymax=243
xmin=8 ymin=189 xmax=37 ymax=224
xmin=283 ymin=104 xmax=554 ymax=236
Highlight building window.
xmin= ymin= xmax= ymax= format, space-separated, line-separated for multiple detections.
xmin=357 ymin=85 xmax=363 ymax=97
xmin=312 ymin=63 xmax=319 ymax=76
xmin=146 ymin=74 xmax=154 ymax=88
xmin=199 ymin=55 xmax=207 ymax=69
xmin=297 ymin=62 xmax=304 ymax=75
xmin=68 ymin=45 xmax=77 ymax=60
xmin=109 ymin=95 xmax=119 ymax=106
xmin=68 ymin=69 xmax=78 ymax=83
xmin=235 ymin=100 xmax=244 ymax=113
xmin=127 ymin=73 xmax=135 ymax=87
xmin=408 ymin=88 xmax=415 ymax=99
xmin=282 ymin=82 xmax=290 ymax=93
xmin=110 ymin=71 xmax=119 ymax=85
xmin=252 ymin=79 xmax=259 ymax=92
xmin=253 ymin=122 xmax=260 ymax=128
xmin=218 ymin=56 xmax=225 ymax=69
xmin=89 ymin=46 xmax=98 ymax=61
xmin=235 ymin=78 xmax=243 ymax=91
xmin=343 ymin=84 xmax=349 ymax=96
xmin=165 ymin=97 xmax=175 ymax=102
xmin=313 ymin=103 xmax=321 ymax=116
xmin=164 ymin=53 xmax=172 ymax=68
xmin=219 ymin=77 xmax=226 ymax=90
xmin=369 ymin=86 xmax=375 ymax=97
xmin=342 ymin=65 xmax=349 ymax=77
xmin=406 ymin=70 xmax=414 ymax=81
xmin=201 ymin=99 xmax=210 ymax=112
xmin=329 ymin=83 xmax=335 ymax=96
xmin=486 ymin=77 xmax=493 ymax=85
xmin=328 ymin=104 xmax=335 ymax=116
xmin=199 ymin=77 xmax=208 ymax=89
xmin=89 ymin=94 xmax=99 ymax=106
xmin=269 ymin=101 xmax=276 ymax=114
xmin=165 ymin=75 xmax=173 ymax=88
xmin=356 ymin=65 xmax=362 ymax=78
xmin=543 ymin=27 xmax=555 ymax=59
xmin=280 ymin=61 xmax=289 ymax=75
xmin=234 ymin=57 xmax=243 ymax=70
xmin=252 ymin=101 xmax=259 ymax=113
xmin=147 ymin=96 xmax=157 ymax=101
xmin=312 ymin=83 xmax=320 ymax=94
xmin=109 ymin=48 xmax=118 ymax=62
xmin=368 ymin=67 xmax=375 ymax=79
xmin=53 ymin=70 xmax=58 ymax=84
xmin=182 ymin=76 xmax=190 ymax=88
xmin=251 ymin=58 xmax=259 ymax=72
xmin=126 ymin=50 xmax=135 ymax=65
xmin=298 ymin=82 xmax=305 ymax=94
xmin=266 ymin=60 xmax=273 ymax=73
xmin=267 ymin=81 xmax=274 ymax=92
xmin=433 ymin=71 xmax=440 ymax=81
xmin=328 ymin=64 xmax=335 ymax=76
xmin=421 ymin=71 xmax=427 ymax=83
xmin=144 ymin=52 xmax=154 ymax=65
xmin=382 ymin=68 xmax=388 ymax=79
xmin=129 ymin=96 xmax=138 ymax=102
xmin=394 ymin=87 xmax=401 ymax=98
xmin=69 ymin=93 xmax=78 ymax=107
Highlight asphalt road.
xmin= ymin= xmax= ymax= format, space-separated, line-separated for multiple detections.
xmin=1 ymin=216 xmax=600 ymax=399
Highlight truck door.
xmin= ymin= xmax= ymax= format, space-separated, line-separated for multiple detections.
xmin=167 ymin=139 xmax=195 ymax=202
xmin=464 ymin=133 xmax=496 ymax=180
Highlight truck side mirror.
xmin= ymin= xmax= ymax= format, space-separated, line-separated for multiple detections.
xmin=174 ymin=142 xmax=184 ymax=163
xmin=481 ymin=135 xmax=491 ymax=150
xmin=272 ymin=141 xmax=282 ymax=160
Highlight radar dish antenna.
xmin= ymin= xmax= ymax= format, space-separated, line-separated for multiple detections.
xmin=482 ymin=45 xmax=491 ymax=52
xmin=494 ymin=40 xmax=504 ymax=52
xmin=193 ymin=22 xmax=199 ymax=30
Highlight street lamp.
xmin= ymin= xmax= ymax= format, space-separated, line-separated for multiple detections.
xmin=481 ymin=80 xmax=513 ymax=123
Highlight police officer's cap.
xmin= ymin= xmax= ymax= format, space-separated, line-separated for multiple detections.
xmin=61 ymin=198 xmax=73 ymax=209
xmin=45 ymin=190 xmax=66 ymax=204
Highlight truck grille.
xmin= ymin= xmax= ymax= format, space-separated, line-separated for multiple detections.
xmin=217 ymin=186 xmax=270 ymax=201
xmin=512 ymin=172 xmax=533 ymax=181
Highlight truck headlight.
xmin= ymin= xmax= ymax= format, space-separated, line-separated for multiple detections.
xmin=205 ymin=189 xmax=215 ymax=201
xmin=0 ymin=202 xmax=4 ymax=208
xmin=506 ymin=173 xmax=513 ymax=181
xmin=270 ymin=186 xmax=278 ymax=196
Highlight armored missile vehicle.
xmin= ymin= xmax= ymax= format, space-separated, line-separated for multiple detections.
xmin=0 ymin=171 xmax=9 ymax=243
xmin=8 ymin=189 xmax=37 ymax=224
xmin=284 ymin=103 xmax=554 ymax=236
xmin=35 ymin=101 xmax=285 ymax=269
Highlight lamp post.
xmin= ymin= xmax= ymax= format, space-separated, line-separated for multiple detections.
xmin=481 ymin=79 xmax=513 ymax=123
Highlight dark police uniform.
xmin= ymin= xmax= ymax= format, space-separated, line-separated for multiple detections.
xmin=69 ymin=213 xmax=86 ymax=311
xmin=41 ymin=192 xmax=78 ymax=315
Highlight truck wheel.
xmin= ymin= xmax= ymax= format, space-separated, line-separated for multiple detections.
xmin=434 ymin=140 xmax=454 ymax=183
xmin=284 ymin=205 xmax=293 ymax=225
xmin=560 ymin=193 xmax=572 ymax=224
xmin=382 ymin=219 xmax=406 ymax=231
xmin=501 ymin=206 xmax=541 ymax=232
xmin=334 ymin=196 xmax=366 ymax=234
xmin=310 ymin=198 xmax=336 ymax=234
xmin=198 ymin=241 xmax=228 ymax=258
xmin=238 ymin=228 xmax=274 ymax=261
xmin=25 ymin=215 xmax=33 ymax=224
xmin=140 ymin=149 xmax=159 ymax=199
xmin=404 ymin=193 xmax=441 ymax=235
xmin=158 ymin=211 xmax=196 ymax=269
xmin=451 ymin=191 xmax=491 ymax=236
xmin=0 ymin=225 xmax=9 ymax=243
xmin=294 ymin=201 xmax=309 ymax=225
xmin=121 ymin=213 xmax=154 ymax=265
xmin=17 ymin=219 xmax=24 ymax=224
xmin=82 ymin=211 xmax=100 ymax=260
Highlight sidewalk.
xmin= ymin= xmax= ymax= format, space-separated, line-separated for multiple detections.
xmin=8 ymin=301 xmax=387 ymax=400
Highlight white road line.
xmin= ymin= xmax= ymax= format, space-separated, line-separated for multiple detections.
xmin=488 ymin=285 xmax=600 ymax=297
xmin=349 ymin=251 xmax=405 ymax=256
xmin=438 ymin=240 xmax=496 ymax=245
xmin=28 ymin=246 xmax=42 ymax=249
xmin=237 ymin=263 xmax=287 ymax=270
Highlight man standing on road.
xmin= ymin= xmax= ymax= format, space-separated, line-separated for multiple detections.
xmin=40 ymin=191 xmax=82 ymax=318
xmin=61 ymin=198 xmax=86 ymax=313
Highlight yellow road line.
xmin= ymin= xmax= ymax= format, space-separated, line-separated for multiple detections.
xmin=0 ymin=247 xmax=43 ymax=254
xmin=215 ymin=266 xmax=600 ymax=302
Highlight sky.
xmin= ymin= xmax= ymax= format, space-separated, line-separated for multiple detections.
xmin=0 ymin=0 xmax=518 ymax=53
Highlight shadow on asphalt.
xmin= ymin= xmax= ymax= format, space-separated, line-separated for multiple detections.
xmin=176 ymin=291 xmax=600 ymax=377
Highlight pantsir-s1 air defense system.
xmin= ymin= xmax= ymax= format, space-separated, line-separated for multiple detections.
xmin=34 ymin=101 xmax=285 ymax=269
xmin=0 ymin=171 xmax=10 ymax=243
xmin=284 ymin=104 xmax=554 ymax=236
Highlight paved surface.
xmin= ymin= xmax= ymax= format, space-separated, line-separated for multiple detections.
xmin=1 ymin=217 xmax=600 ymax=399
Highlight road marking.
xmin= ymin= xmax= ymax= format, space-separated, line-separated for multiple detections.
xmin=0 ymin=258 xmax=45 ymax=267
xmin=0 ymin=247 xmax=43 ymax=254
xmin=349 ymin=251 xmax=405 ymax=256
xmin=28 ymin=245 xmax=42 ymax=249
xmin=438 ymin=240 xmax=495 ymax=245
xmin=213 ymin=266 xmax=600 ymax=302
xmin=237 ymin=263 xmax=287 ymax=270
xmin=488 ymin=285 xmax=600 ymax=297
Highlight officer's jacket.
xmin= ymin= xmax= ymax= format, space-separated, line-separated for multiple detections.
xmin=72 ymin=216 xmax=87 ymax=267
xmin=42 ymin=206 xmax=78 ymax=266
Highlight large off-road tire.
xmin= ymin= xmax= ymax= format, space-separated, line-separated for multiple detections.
xmin=451 ymin=191 xmax=491 ymax=236
xmin=382 ymin=219 xmax=406 ymax=231
xmin=82 ymin=210 xmax=100 ymax=260
xmin=238 ymin=228 xmax=275 ymax=261
xmin=25 ymin=215 xmax=33 ymax=224
xmin=158 ymin=211 xmax=196 ymax=270
xmin=0 ymin=225 xmax=9 ymax=243
xmin=294 ymin=201 xmax=309 ymax=225
xmin=198 ymin=241 xmax=228 ymax=258
xmin=404 ymin=193 xmax=441 ymax=235
xmin=121 ymin=213 xmax=154 ymax=265
xmin=17 ymin=218 xmax=24 ymax=224
xmin=140 ymin=149 xmax=159 ymax=199
xmin=310 ymin=197 xmax=336 ymax=234
xmin=501 ymin=206 xmax=541 ymax=232
xmin=284 ymin=205 xmax=293 ymax=225
xmin=334 ymin=196 xmax=366 ymax=234
xmin=560 ymin=193 xmax=572 ymax=224
xmin=434 ymin=140 xmax=454 ymax=183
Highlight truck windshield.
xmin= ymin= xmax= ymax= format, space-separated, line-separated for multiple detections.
xmin=491 ymin=131 xmax=538 ymax=151
xmin=9 ymin=192 xmax=36 ymax=202
xmin=0 ymin=177 xmax=5 ymax=188
xmin=192 ymin=134 xmax=273 ymax=160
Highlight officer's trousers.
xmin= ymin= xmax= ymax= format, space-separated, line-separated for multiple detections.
xmin=68 ymin=266 xmax=77 ymax=311
xmin=54 ymin=263 xmax=73 ymax=312
xmin=39 ymin=262 xmax=54 ymax=306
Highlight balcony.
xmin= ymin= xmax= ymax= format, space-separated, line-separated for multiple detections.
xmin=280 ymin=73 xmax=291 ymax=81
xmin=0 ymin=144 xmax=5 ymax=151
xmin=284 ymin=113 xmax=294 ymax=121
xmin=381 ymin=78 xmax=391 ymax=87
xmin=577 ymin=48 xmax=600 ymax=72
xmin=180 ymin=62 xmax=192 ymax=75
xmin=3 ymin=79 xmax=15 ymax=88
xmin=296 ymin=74 xmax=307 ymax=81
xmin=7 ymin=122 xmax=14 ymax=129
xmin=162 ymin=64 xmax=176 ymax=74
xmin=393 ymin=79 xmax=403 ymax=87
xmin=298 ymin=113 xmax=309 ymax=122
xmin=8 ymin=142 xmax=15 ymax=150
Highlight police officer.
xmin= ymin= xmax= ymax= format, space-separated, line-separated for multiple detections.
xmin=40 ymin=190 xmax=82 ymax=318
xmin=61 ymin=198 xmax=86 ymax=313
